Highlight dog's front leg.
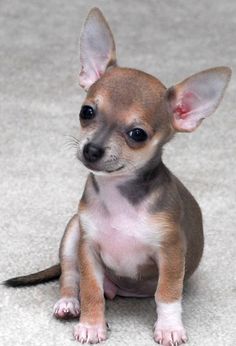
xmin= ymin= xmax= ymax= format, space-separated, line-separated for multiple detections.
xmin=154 ymin=237 xmax=187 ymax=346
xmin=54 ymin=214 xmax=80 ymax=318
xmin=74 ymin=223 xmax=107 ymax=344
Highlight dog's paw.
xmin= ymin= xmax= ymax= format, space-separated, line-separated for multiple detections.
xmin=74 ymin=322 xmax=107 ymax=344
xmin=154 ymin=322 xmax=188 ymax=345
xmin=53 ymin=297 xmax=80 ymax=319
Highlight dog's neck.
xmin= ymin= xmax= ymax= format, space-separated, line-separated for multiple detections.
xmin=93 ymin=150 xmax=169 ymax=206
xmin=118 ymin=159 xmax=169 ymax=205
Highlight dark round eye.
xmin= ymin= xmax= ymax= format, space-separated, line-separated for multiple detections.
xmin=79 ymin=106 xmax=95 ymax=120
xmin=128 ymin=128 xmax=148 ymax=142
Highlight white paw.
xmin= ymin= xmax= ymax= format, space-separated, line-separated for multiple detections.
xmin=154 ymin=322 xmax=188 ymax=345
xmin=53 ymin=297 xmax=80 ymax=319
xmin=154 ymin=300 xmax=188 ymax=345
xmin=74 ymin=322 xmax=107 ymax=344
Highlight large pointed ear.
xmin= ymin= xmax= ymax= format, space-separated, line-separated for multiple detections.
xmin=166 ymin=67 xmax=231 ymax=132
xmin=79 ymin=8 xmax=117 ymax=91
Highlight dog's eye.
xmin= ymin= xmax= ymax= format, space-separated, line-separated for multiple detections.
xmin=128 ymin=128 xmax=148 ymax=142
xmin=80 ymin=106 xmax=95 ymax=120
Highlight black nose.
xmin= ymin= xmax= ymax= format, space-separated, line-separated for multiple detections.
xmin=83 ymin=143 xmax=105 ymax=163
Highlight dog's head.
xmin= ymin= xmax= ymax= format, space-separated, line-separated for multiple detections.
xmin=76 ymin=8 xmax=231 ymax=176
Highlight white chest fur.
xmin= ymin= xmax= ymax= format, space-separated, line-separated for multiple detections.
xmin=80 ymin=175 xmax=162 ymax=278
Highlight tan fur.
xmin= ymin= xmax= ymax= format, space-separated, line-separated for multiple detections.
xmin=58 ymin=215 xmax=80 ymax=302
xmin=155 ymin=241 xmax=185 ymax=303
xmin=78 ymin=222 xmax=105 ymax=326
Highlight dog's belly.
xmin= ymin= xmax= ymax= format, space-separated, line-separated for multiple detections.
xmin=103 ymin=266 xmax=158 ymax=299
xmin=81 ymin=199 xmax=160 ymax=279
xmin=98 ymin=222 xmax=153 ymax=276
xmin=97 ymin=221 xmax=155 ymax=278
xmin=99 ymin=229 xmax=159 ymax=297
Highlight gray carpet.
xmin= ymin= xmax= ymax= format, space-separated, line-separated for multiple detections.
xmin=0 ymin=0 xmax=236 ymax=345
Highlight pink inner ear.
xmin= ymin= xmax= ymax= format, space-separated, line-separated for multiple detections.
xmin=174 ymin=92 xmax=199 ymax=119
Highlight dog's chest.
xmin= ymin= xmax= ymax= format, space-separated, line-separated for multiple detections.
xmin=81 ymin=179 xmax=159 ymax=277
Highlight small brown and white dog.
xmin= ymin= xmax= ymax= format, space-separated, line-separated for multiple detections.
xmin=5 ymin=7 xmax=231 ymax=346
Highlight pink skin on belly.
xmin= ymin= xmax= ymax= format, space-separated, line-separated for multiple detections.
xmin=95 ymin=228 xmax=158 ymax=299
xmin=84 ymin=177 xmax=160 ymax=298
xmin=99 ymin=229 xmax=148 ymax=268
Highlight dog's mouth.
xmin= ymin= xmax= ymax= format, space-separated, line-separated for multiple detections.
xmin=81 ymin=160 xmax=124 ymax=174
xmin=105 ymin=165 xmax=124 ymax=173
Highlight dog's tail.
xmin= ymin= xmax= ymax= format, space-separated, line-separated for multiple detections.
xmin=3 ymin=264 xmax=61 ymax=287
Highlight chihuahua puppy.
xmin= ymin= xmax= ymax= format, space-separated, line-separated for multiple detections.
xmin=5 ymin=7 xmax=231 ymax=346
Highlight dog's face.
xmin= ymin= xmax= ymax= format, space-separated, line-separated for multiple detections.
xmin=77 ymin=67 xmax=172 ymax=176
xmin=76 ymin=8 xmax=231 ymax=176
